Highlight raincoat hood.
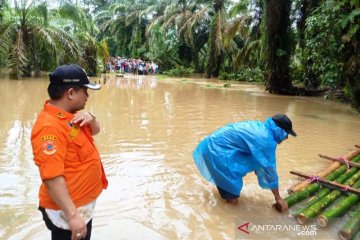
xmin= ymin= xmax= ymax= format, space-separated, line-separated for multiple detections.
xmin=264 ymin=117 xmax=288 ymax=143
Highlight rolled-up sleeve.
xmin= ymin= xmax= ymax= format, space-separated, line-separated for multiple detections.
xmin=31 ymin=126 xmax=67 ymax=180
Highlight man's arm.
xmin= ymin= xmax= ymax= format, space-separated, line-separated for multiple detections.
xmin=86 ymin=112 xmax=100 ymax=135
xmin=45 ymin=176 xmax=87 ymax=239
xmin=271 ymin=188 xmax=288 ymax=212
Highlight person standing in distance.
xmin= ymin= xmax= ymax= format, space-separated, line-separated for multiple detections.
xmin=31 ymin=64 xmax=108 ymax=240
xmin=193 ymin=114 xmax=296 ymax=211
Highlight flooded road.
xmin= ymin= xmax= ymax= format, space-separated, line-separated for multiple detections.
xmin=0 ymin=74 xmax=359 ymax=239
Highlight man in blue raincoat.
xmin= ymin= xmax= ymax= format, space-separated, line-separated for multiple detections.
xmin=193 ymin=114 xmax=296 ymax=212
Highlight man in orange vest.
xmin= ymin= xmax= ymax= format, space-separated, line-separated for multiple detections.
xmin=31 ymin=64 xmax=108 ymax=240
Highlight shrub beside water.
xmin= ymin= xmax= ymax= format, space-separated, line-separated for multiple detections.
xmin=219 ymin=67 xmax=263 ymax=82
xmin=162 ymin=66 xmax=194 ymax=77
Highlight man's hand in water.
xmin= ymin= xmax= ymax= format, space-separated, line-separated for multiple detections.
xmin=274 ymin=197 xmax=288 ymax=212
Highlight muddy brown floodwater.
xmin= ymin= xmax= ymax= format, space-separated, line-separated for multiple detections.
xmin=0 ymin=74 xmax=359 ymax=239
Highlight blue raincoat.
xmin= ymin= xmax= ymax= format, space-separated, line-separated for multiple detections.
xmin=193 ymin=117 xmax=288 ymax=196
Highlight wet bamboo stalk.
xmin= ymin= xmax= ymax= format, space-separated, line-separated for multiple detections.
xmin=338 ymin=205 xmax=360 ymax=240
xmin=288 ymin=148 xmax=360 ymax=193
xmin=284 ymin=155 xmax=360 ymax=208
xmin=317 ymin=178 xmax=360 ymax=227
xmin=296 ymin=168 xmax=360 ymax=224
xmin=292 ymin=166 xmax=360 ymax=216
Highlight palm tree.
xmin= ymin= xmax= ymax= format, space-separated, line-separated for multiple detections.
xmin=0 ymin=0 xmax=79 ymax=79
xmin=146 ymin=0 xmax=210 ymax=72
xmin=223 ymin=0 xmax=263 ymax=73
xmin=263 ymin=0 xmax=293 ymax=94
xmin=145 ymin=24 xmax=180 ymax=71
xmin=97 ymin=0 xmax=156 ymax=58
xmin=55 ymin=3 xmax=109 ymax=75
xmin=205 ymin=0 xmax=227 ymax=78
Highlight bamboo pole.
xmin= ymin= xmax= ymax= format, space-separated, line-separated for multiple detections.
xmin=338 ymin=205 xmax=360 ymax=240
xmin=317 ymin=178 xmax=360 ymax=227
xmin=296 ymin=169 xmax=360 ymax=224
xmin=290 ymin=170 xmax=360 ymax=196
xmin=288 ymin=148 xmax=360 ymax=193
xmin=319 ymin=154 xmax=360 ymax=168
xmin=284 ymin=166 xmax=347 ymax=208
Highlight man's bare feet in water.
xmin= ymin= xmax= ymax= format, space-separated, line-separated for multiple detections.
xmin=226 ymin=198 xmax=238 ymax=204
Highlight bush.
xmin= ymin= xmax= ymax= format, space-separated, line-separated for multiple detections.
xmin=162 ymin=66 xmax=194 ymax=77
xmin=219 ymin=67 xmax=264 ymax=82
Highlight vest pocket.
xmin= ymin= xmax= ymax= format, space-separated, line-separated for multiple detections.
xmin=73 ymin=138 xmax=95 ymax=161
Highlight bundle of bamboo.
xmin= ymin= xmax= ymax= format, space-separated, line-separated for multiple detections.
xmin=296 ymin=165 xmax=360 ymax=224
xmin=288 ymin=148 xmax=360 ymax=193
xmin=278 ymin=146 xmax=360 ymax=240
xmin=317 ymin=179 xmax=360 ymax=227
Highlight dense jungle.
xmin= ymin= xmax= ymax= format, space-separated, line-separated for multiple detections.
xmin=0 ymin=0 xmax=359 ymax=111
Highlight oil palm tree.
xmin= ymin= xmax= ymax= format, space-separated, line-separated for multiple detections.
xmin=0 ymin=0 xmax=79 ymax=79
xmin=97 ymin=0 xmax=156 ymax=58
xmin=222 ymin=0 xmax=263 ymax=73
xmin=53 ymin=2 xmax=109 ymax=75
xmin=263 ymin=0 xmax=293 ymax=94
xmin=146 ymin=0 xmax=210 ymax=71
xmin=204 ymin=0 xmax=228 ymax=78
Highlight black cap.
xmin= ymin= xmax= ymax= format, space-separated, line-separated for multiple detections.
xmin=272 ymin=114 xmax=297 ymax=137
xmin=49 ymin=64 xmax=100 ymax=90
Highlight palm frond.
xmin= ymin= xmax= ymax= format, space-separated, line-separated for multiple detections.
xmin=9 ymin=30 xmax=28 ymax=79
xmin=0 ymin=22 xmax=18 ymax=48
xmin=163 ymin=14 xmax=177 ymax=30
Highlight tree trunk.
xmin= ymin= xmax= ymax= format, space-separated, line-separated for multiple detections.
xmin=205 ymin=0 xmax=224 ymax=78
xmin=264 ymin=0 xmax=293 ymax=94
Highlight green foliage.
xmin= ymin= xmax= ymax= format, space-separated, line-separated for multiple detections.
xmin=219 ymin=67 xmax=263 ymax=82
xmin=299 ymin=7 xmax=342 ymax=88
xmin=223 ymin=81 xmax=231 ymax=87
xmin=130 ymin=25 xmax=144 ymax=59
xmin=145 ymin=25 xmax=180 ymax=71
xmin=162 ymin=66 xmax=194 ymax=77
xmin=293 ymin=0 xmax=360 ymax=110
xmin=0 ymin=1 xmax=82 ymax=78
xmin=337 ymin=1 xmax=360 ymax=111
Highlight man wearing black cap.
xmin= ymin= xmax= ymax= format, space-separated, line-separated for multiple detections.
xmin=31 ymin=64 xmax=108 ymax=240
xmin=193 ymin=114 xmax=296 ymax=211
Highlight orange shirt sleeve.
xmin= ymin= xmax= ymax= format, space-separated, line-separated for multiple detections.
xmin=31 ymin=125 xmax=67 ymax=181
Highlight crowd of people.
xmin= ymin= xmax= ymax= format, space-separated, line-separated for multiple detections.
xmin=106 ymin=56 xmax=159 ymax=75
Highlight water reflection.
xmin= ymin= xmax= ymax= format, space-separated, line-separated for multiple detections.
xmin=0 ymin=75 xmax=359 ymax=239
xmin=102 ymin=75 xmax=157 ymax=89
